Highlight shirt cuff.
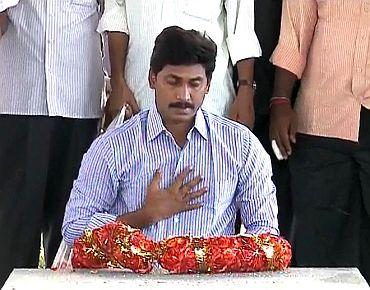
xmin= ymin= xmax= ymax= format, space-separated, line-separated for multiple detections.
xmin=271 ymin=44 xmax=307 ymax=79
xmin=226 ymin=33 xmax=262 ymax=65
xmin=87 ymin=213 xmax=118 ymax=229
xmin=97 ymin=5 xmax=129 ymax=34
xmin=246 ymin=226 xmax=280 ymax=236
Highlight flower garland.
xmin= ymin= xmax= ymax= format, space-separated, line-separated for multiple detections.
xmin=72 ymin=222 xmax=291 ymax=274
xmin=72 ymin=222 xmax=157 ymax=273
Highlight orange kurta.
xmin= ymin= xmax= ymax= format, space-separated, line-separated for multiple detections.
xmin=272 ymin=0 xmax=370 ymax=142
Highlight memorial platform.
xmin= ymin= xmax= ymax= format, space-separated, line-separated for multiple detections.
xmin=3 ymin=268 xmax=369 ymax=290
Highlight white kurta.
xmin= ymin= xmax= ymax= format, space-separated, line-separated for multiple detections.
xmin=98 ymin=0 xmax=261 ymax=116
xmin=0 ymin=0 xmax=104 ymax=118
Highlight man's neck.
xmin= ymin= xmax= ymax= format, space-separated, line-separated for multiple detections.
xmin=163 ymin=119 xmax=194 ymax=148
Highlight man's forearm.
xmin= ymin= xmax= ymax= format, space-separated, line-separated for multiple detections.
xmin=272 ymin=66 xmax=298 ymax=100
xmin=116 ymin=208 xmax=155 ymax=229
xmin=236 ymin=58 xmax=255 ymax=87
xmin=0 ymin=11 xmax=8 ymax=36
xmin=108 ymin=31 xmax=129 ymax=80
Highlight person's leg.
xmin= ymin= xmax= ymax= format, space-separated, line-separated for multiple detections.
xmin=289 ymin=134 xmax=361 ymax=267
xmin=253 ymin=114 xmax=292 ymax=239
xmin=42 ymin=118 xmax=98 ymax=267
xmin=356 ymin=107 xmax=370 ymax=283
xmin=0 ymin=115 xmax=51 ymax=286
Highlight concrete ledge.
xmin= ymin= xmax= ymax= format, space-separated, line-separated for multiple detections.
xmin=3 ymin=268 xmax=369 ymax=290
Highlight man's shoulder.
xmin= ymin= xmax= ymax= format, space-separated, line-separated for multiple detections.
xmin=203 ymin=110 xmax=251 ymax=138
xmin=101 ymin=110 xmax=149 ymax=143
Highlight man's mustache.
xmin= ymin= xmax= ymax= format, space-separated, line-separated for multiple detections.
xmin=169 ymin=102 xmax=194 ymax=109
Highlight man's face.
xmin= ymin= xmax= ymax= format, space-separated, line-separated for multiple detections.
xmin=149 ymin=64 xmax=210 ymax=124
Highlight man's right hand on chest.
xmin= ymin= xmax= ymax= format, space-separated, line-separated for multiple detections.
xmin=116 ymin=168 xmax=208 ymax=228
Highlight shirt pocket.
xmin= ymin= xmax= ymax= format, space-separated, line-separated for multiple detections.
xmin=121 ymin=173 xmax=152 ymax=213
xmin=65 ymin=0 xmax=97 ymax=14
xmin=182 ymin=0 xmax=220 ymax=22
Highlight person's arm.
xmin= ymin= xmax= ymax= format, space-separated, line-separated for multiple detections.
xmin=62 ymin=136 xmax=120 ymax=246
xmin=237 ymin=132 xmax=279 ymax=235
xmin=229 ymin=58 xmax=256 ymax=129
xmin=0 ymin=10 xmax=8 ymax=37
xmin=225 ymin=0 xmax=260 ymax=128
xmin=105 ymin=31 xmax=139 ymax=124
xmin=97 ymin=0 xmax=139 ymax=128
xmin=269 ymin=0 xmax=318 ymax=158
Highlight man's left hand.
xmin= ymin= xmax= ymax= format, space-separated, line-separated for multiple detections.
xmin=0 ymin=11 xmax=9 ymax=37
xmin=229 ymin=86 xmax=255 ymax=129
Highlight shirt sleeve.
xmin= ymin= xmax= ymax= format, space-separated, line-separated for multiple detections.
xmin=0 ymin=0 xmax=19 ymax=12
xmin=271 ymin=0 xmax=318 ymax=78
xmin=97 ymin=0 xmax=129 ymax=34
xmin=62 ymin=135 xmax=120 ymax=246
xmin=224 ymin=0 xmax=262 ymax=65
xmin=236 ymin=132 xmax=279 ymax=235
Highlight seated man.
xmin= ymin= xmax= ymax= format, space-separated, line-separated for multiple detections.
xmin=62 ymin=26 xmax=278 ymax=245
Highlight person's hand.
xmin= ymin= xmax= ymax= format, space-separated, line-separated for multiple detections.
xmin=269 ymin=103 xmax=297 ymax=159
xmin=0 ymin=11 xmax=9 ymax=37
xmin=229 ymin=86 xmax=255 ymax=129
xmin=142 ymin=168 xmax=208 ymax=224
xmin=103 ymin=76 xmax=139 ymax=129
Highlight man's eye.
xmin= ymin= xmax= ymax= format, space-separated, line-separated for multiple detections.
xmin=167 ymin=79 xmax=178 ymax=85
xmin=190 ymin=82 xmax=201 ymax=88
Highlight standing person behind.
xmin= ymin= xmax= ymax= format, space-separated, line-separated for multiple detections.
xmin=253 ymin=0 xmax=292 ymax=239
xmin=270 ymin=0 xmax=370 ymax=281
xmin=98 ymin=0 xmax=261 ymax=129
xmin=0 ymin=0 xmax=103 ymax=286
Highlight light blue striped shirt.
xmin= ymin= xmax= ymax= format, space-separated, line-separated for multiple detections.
xmin=62 ymin=107 xmax=279 ymax=245
xmin=0 ymin=0 xmax=104 ymax=118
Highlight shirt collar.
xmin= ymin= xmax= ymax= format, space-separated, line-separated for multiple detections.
xmin=147 ymin=107 xmax=208 ymax=142
xmin=193 ymin=109 xmax=208 ymax=140
xmin=147 ymin=107 xmax=166 ymax=141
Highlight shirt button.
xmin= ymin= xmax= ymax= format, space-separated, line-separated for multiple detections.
xmin=358 ymin=68 xmax=363 ymax=73
xmin=174 ymin=217 xmax=179 ymax=223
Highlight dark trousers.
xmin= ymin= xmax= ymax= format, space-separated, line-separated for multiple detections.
xmin=289 ymin=107 xmax=370 ymax=283
xmin=0 ymin=115 xmax=98 ymax=286
xmin=253 ymin=114 xmax=293 ymax=239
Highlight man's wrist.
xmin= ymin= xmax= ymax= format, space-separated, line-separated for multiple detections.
xmin=116 ymin=207 xmax=156 ymax=229
xmin=138 ymin=206 xmax=157 ymax=225
xmin=110 ymin=74 xmax=125 ymax=83
xmin=269 ymin=96 xmax=291 ymax=108
xmin=237 ymin=79 xmax=256 ymax=91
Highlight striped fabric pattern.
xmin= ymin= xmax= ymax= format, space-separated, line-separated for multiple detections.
xmin=62 ymin=107 xmax=279 ymax=245
xmin=0 ymin=0 xmax=104 ymax=118
xmin=271 ymin=0 xmax=370 ymax=142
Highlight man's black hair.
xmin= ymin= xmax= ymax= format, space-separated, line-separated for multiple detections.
xmin=150 ymin=26 xmax=217 ymax=80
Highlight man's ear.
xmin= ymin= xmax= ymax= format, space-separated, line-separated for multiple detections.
xmin=205 ymin=79 xmax=212 ymax=94
xmin=148 ymin=69 xmax=157 ymax=89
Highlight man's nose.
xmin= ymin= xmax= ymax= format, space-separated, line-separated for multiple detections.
xmin=177 ymin=84 xmax=191 ymax=101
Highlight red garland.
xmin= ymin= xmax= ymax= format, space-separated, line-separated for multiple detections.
xmin=158 ymin=234 xmax=291 ymax=274
xmin=72 ymin=222 xmax=157 ymax=273
xmin=72 ymin=222 xmax=292 ymax=274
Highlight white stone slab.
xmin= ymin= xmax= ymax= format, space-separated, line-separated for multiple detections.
xmin=3 ymin=268 xmax=369 ymax=290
